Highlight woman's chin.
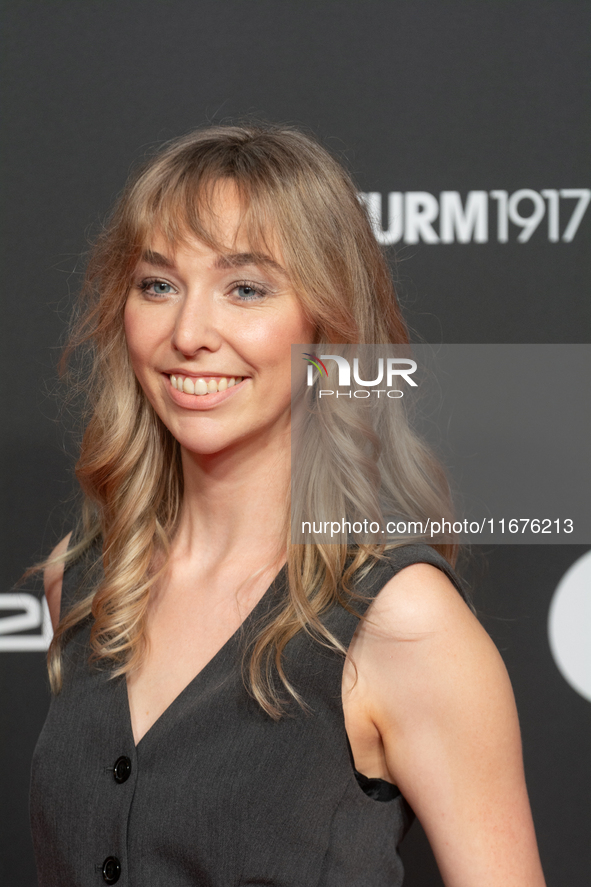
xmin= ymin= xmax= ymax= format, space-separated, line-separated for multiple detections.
xmin=177 ymin=431 xmax=258 ymax=460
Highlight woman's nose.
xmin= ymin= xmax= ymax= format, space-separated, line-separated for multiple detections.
xmin=171 ymin=292 xmax=223 ymax=356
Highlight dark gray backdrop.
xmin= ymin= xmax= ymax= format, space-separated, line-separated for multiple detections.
xmin=1 ymin=2 xmax=589 ymax=885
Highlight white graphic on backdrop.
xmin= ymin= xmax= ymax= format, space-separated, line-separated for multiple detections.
xmin=361 ymin=189 xmax=590 ymax=244
xmin=548 ymin=550 xmax=591 ymax=703
xmin=0 ymin=593 xmax=53 ymax=651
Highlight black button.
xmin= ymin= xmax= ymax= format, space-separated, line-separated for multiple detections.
xmin=113 ymin=755 xmax=131 ymax=784
xmin=102 ymin=856 xmax=121 ymax=883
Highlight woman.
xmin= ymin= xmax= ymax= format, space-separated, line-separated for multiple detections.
xmin=31 ymin=125 xmax=546 ymax=886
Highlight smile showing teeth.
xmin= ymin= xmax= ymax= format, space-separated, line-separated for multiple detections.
xmin=170 ymin=374 xmax=243 ymax=395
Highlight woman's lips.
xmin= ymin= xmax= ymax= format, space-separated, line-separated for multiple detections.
xmin=170 ymin=373 xmax=242 ymax=395
xmin=165 ymin=373 xmax=247 ymax=409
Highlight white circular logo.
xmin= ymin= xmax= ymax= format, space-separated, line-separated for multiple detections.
xmin=548 ymin=550 xmax=591 ymax=702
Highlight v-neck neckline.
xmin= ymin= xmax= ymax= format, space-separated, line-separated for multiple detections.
xmin=125 ymin=563 xmax=287 ymax=751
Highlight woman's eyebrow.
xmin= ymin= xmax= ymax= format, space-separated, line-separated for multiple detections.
xmin=214 ymin=252 xmax=287 ymax=276
xmin=138 ymin=249 xmax=286 ymax=276
xmin=139 ymin=249 xmax=176 ymax=269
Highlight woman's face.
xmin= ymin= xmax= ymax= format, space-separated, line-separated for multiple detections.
xmin=124 ymin=181 xmax=315 ymax=459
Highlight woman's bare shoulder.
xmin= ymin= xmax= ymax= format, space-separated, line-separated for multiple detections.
xmin=360 ymin=560 xmax=474 ymax=638
xmin=354 ymin=561 xmax=505 ymax=725
xmin=349 ymin=561 xmax=546 ymax=886
xmin=44 ymin=532 xmax=73 ymax=630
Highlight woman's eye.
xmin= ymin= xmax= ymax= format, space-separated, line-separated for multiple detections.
xmin=140 ymin=279 xmax=175 ymax=297
xmin=234 ymin=283 xmax=266 ymax=302
xmin=153 ymin=281 xmax=173 ymax=295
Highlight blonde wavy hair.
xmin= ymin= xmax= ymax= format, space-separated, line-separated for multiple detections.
xmin=44 ymin=124 xmax=457 ymax=716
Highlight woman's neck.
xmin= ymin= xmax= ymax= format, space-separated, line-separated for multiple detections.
xmin=172 ymin=432 xmax=290 ymax=572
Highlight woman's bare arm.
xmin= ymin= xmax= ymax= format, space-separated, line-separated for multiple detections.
xmin=350 ymin=562 xmax=546 ymax=887
xmin=43 ymin=532 xmax=72 ymax=631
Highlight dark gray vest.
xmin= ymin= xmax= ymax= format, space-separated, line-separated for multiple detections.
xmin=31 ymin=544 xmax=464 ymax=886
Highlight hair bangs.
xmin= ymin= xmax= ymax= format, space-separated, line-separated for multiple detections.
xmin=126 ymin=150 xmax=285 ymax=272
